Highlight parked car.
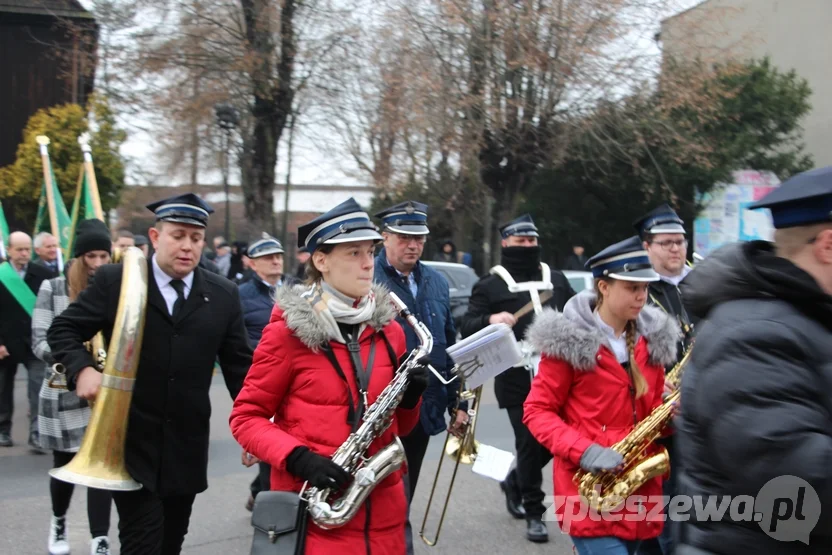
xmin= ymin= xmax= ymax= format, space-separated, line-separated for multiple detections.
xmin=562 ymin=270 xmax=594 ymax=293
xmin=422 ymin=260 xmax=479 ymax=331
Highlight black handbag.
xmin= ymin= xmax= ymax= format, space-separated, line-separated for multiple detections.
xmin=250 ymin=491 xmax=308 ymax=555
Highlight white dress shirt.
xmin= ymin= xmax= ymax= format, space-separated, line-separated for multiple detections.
xmin=152 ymin=255 xmax=194 ymax=315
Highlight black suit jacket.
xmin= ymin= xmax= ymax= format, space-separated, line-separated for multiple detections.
xmin=0 ymin=262 xmax=55 ymax=360
xmin=47 ymin=263 xmax=253 ymax=496
xmin=460 ymin=267 xmax=575 ymax=408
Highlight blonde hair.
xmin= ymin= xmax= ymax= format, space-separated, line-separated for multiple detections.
xmin=594 ymin=278 xmax=649 ymax=398
xmin=67 ymin=257 xmax=91 ymax=302
xmin=774 ymin=223 xmax=832 ymax=259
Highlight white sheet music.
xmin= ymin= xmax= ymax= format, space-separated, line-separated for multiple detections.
xmin=446 ymin=324 xmax=523 ymax=390
xmin=471 ymin=444 xmax=515 ymax=482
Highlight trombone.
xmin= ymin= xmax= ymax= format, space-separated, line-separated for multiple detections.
xmin=419 ymin=380 xmax=483 ymax=546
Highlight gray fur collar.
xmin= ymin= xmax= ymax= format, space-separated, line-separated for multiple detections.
xmin=274 ymin=282 xmax=398 ymax=350
xmin=525 ymin=289 xmax=680 ymax=371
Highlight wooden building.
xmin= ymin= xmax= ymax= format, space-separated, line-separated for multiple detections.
xmin=0 ymin=0 xmax=98 ymax=171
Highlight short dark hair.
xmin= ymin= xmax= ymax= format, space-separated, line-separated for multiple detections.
xmin=116 ymin=229 xmax=134 ymax=239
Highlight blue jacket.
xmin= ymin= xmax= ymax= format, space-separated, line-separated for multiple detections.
xmin=239 ymin=276 xmax=297 ymax=347
xmin=374 ymin=249 xmax=460 ymax=436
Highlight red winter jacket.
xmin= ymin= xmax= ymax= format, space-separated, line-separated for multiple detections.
xmin=230 ymin=284 xmax=421 ymax=555
xmin=522 ymin=291 xmax=680 ymax=541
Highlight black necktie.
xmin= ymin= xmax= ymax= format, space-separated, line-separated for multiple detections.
xmin=170 ymin=279 xmax=186 ymax=318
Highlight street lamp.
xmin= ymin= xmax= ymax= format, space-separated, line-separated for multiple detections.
xmin=215 ymin=103 xmax=239 ymax=240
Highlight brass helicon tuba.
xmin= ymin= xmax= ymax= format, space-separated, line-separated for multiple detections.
xmin=49 ymin=247 xmax=149 ymax=491
xmin=573 ymin=346 xmax=692 ymax=512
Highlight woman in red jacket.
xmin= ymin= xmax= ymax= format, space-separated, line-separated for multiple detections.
xmin=522 ymin=236 xmax=681 ymax=555
xmin=230 ymin=198 xmax=428 ymax=554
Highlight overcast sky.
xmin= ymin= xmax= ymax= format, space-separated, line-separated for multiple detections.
xmin=77 ymin=0 xmax=703 ymax=188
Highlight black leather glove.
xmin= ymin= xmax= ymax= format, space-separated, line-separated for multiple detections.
xmin=400 ymin=356 xmax=430 ymax=409
xmin=285 ymin=446 xmax=351 ymax=490
xmin=579 ymin=443 xmax=624 ymax=474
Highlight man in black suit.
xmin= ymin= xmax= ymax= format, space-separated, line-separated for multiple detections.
xmin=461 ymin=214 xmax=576 ymax=544
xmin=48 ymin=193 xmax=253 ymax=555
xmin=0 ymin=231 xmax=54 ymax=450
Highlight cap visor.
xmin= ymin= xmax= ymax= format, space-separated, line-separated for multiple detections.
xmin=649 ymin=224 xmax=685 ymax=234
xmin=322 ymin=228 xmax=384 ymax=245
xmin=250 ymin=247 xmax=285 ymax=258
xmin=158 ymin=216 xmax=206 ymax=228
xmin=509 ymin=231 xmax=539 ymax=237
xmin=387 ymin=225 xmax=430 ymax=235
xmin=607 ymin=268 xmax=660 ymax=282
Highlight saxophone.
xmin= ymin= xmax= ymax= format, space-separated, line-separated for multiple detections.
xmin=301 ymin=291 xmax=434 ymax=529
xmin=574 ymin=345 xmax=692 ymax=512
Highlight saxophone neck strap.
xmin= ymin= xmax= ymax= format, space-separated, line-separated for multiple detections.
xmin=490 ymin=263 xmax=553 ymax=315
xmin=322 ymin=332 xmax=378 ymax=432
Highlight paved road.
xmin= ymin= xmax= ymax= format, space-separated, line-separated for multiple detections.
xmin=0 ymin=373 xmax=575 ymax=554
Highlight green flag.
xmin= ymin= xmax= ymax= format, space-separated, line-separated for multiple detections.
xmin=67 ymin=164 xmax=103 ymax=256
xmin=0 ymin=201 xmax=9 ymax=260
xmin=34 ymin=138 xmax=73 ymax=268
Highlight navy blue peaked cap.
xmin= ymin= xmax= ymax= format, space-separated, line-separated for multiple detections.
xmin=587 ymin=236 xmax=660 ymax=282
xmin=374 ymin=200 xmax=430 ymax=235
xmin=247 ymin=233 xmax=284 ymax=258
xmin=146 ymin=193 xmax=214 ymax=228
xmin=499 ymin=214 xmax=539 ymax=238
xmin=297 ymin=197 xmax=382 ymax=250
xmin=634 ymin=203 xmax=685 ymax=237
xmin=749 ymin=167 xmax=832 ymax=229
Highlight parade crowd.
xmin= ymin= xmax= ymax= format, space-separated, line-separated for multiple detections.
xmin=1 ymin=165 xmax=832 ymax=555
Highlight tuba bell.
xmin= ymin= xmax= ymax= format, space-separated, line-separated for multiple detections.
xmin=49 ymin=246 xmax=149 ymax=491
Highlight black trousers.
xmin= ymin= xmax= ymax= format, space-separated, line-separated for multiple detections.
xmin=51 ymin=451 xmax=112 ymax=537
xmin=250 ymin=462 xmax=271 ymax=497
xmin=112 ymin=488 xmax=196 ymax=555
xmin=506 ymin=404 xmax=553 ymax=519
xmin=0 ymin=353 xmax=44 ymax=437
xmin=401 ymin=423 xmax=431 ymax=555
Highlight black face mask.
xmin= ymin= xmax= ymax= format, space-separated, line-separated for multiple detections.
xmin=500 ymin=245 xmax=542 ymax=278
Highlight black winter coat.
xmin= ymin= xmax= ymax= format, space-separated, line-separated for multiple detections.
xmin=48 ymin=263 xmax=253 ymax=496
xmin=676 ymin=241 xmax=832 ymax=554
xmin=0 ymin=262 xmax=54 ymax=360
xmin=460 ymin=262 xmax=575 ymax=408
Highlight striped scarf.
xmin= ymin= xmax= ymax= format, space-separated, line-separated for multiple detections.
xmin=301 ymin=280 xmax=376 ymax=343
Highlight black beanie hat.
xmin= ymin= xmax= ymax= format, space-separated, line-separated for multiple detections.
xmin=74 ymin=219 xmax=113 ymax=257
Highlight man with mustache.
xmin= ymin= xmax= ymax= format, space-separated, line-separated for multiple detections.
xmin=373 ymin=200 xmax=466 ymax=554
xmin=48 ymin=193 xmax=253 ymax=555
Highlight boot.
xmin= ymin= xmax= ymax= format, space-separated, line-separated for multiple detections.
xmin=48 ymin=516 xmax=70 ymax=555
xmin=499 ymin=479 xmax=526 ymax=519
xmin=91 ymin=536 xmax=111 ymax=555
xmin=526 ymin=517 xmax=549 ymax=543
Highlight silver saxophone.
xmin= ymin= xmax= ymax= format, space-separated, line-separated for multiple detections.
xmin=301 ymin=291 xmax=434 ymax=529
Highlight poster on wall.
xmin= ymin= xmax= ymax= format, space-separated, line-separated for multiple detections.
xmin=694 ymin=170 xmax=780 ymax=257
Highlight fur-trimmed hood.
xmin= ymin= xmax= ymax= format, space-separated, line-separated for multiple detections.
xmin=273 ymin=282 xmax=398 ymax=350
xmin=525 ymin=289 xmax=680 ymax=371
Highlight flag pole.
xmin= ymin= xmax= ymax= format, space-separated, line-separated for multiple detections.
xmin=79 ymin=132 xmax=104 ymax=221
xmin=36 ymin=135 xmax=64 ymax=272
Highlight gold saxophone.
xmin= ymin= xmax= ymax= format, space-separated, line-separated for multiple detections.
xmin=574 ymin=346 xmax=692 ymax=512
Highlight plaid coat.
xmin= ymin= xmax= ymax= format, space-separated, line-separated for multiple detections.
xmin=33 ymin=277 xmax=90 ymax=452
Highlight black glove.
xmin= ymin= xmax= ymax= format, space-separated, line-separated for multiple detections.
xmin=579 ymin=443 xmax=624 ymax=474
xmin=400 ymin=356 xmax=430 ymax=409
xmin=285 ymin=446 xmax=351 ymax=490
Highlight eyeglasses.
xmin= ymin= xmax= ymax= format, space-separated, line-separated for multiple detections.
xmin=652 ymin=239 xmax=687 ymax=251
xmin=394 ymin=234 xmax=426 ymax=245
